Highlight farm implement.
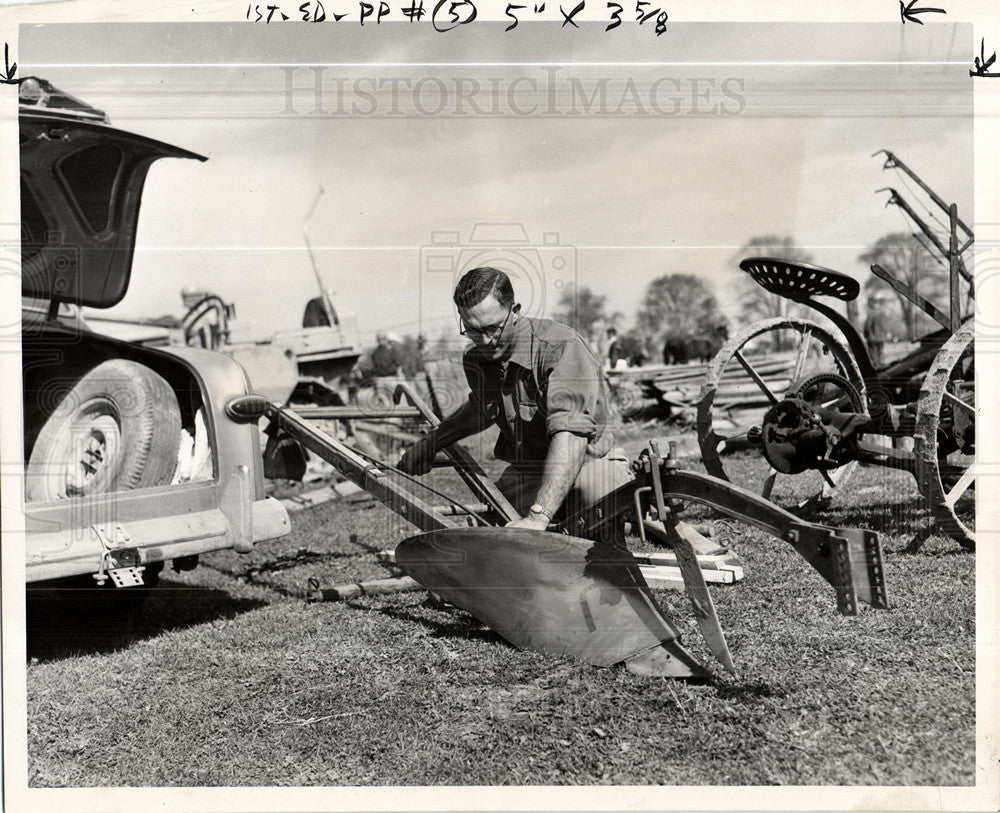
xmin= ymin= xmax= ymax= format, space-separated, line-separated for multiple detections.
xmin=696 ymin=152 xmax=975 ymax=549
xmin=230 ymin=382 xmax=887 ymax=680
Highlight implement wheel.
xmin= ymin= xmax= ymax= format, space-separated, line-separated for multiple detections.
xmin=914 ymin=321 xmax=975 ymax=550
xmin=696 ymin=317 xmax=865 ymax=506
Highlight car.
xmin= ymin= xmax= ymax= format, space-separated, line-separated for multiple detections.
xmin=19 ymin=76 xmax=290 ymax=596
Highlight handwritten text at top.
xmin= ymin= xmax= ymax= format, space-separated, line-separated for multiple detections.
xmin=247 ymin=1 xmax=668 ymax=35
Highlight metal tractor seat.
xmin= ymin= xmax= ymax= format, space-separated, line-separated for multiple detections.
xmin=739 ymin=257 xmax=860 ymax=302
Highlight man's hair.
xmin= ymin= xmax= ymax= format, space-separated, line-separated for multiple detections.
xmin=453 ymin=267 xmax=515 ymax=309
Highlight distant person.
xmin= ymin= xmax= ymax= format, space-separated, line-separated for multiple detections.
xmin=372 ymin=332 xmax=404 ymax=377
xmin=864 ymin=294 xmax=894 ymax=367
xmin=369 ymin=332 xmax=405 ymax=405
xmin=605 ymin=327 xmax=627 ymax=370
xmin=400 ymin=334 xmax=427 ymax=379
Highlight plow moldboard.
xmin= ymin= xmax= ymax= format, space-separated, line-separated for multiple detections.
xmin=395 ymin=527 xmax=709 ymax=677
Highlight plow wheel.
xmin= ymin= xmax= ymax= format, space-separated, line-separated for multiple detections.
xmin=696 ymin=317 xmax=865 ymax=506
xmin=914 ymin=321 xmax=975 ymax=550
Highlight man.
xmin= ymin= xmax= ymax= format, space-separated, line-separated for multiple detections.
xmin=605 ymin=326 xmax=625 ymax=370
xmin=398 ymin=267 xmax=632 ymax=536
xmin=367 ymin=332 xmax=405 ymax=406
xmin=863 ymin=292 xmax=894 ymax=368
xmin=371 ymin=332 xmax=404 ymax=378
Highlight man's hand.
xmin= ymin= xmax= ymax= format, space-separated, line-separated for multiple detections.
xmin=506 ymin=504 xmax=551 ymax=530
xmin=505 ymin=514 xmax=550 ymax=531
xmin=398 ymin=436 xmax=436 ymax=476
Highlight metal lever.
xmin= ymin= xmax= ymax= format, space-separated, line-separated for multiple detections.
xmin=393 ymin=382 xmax=520 ymax=523
xmin=648 ymin=440 xmax=736 ymax=675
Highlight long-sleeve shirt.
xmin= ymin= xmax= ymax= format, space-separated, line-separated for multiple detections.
xmin=460 ymin=316 xmax=615 ymax=466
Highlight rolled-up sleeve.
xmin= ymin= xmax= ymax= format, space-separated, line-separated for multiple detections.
xmin=544 ymin=339 xmax=601 ymax=439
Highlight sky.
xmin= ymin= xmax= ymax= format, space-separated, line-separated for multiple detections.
xmin=18 ymin=20 xmax=974 ymax=345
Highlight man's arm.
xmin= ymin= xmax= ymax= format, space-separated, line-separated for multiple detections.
xmin=398 ymin=399 xmax=486 ymax=475
xmin=433 ymin=400 xmax=488 ymax=447
xmin=506 ymin=430 xmax=589 ymax=530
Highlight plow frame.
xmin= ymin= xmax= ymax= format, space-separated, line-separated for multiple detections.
xmin=248 ymin=382 xmax=888 ymax=618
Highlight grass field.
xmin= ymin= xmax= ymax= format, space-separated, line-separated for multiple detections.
xmin=23 ymin=424 xmax=975 ymax=787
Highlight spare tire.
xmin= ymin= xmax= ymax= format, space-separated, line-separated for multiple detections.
xmin=26 ymin=359 xmax=182 ymax=501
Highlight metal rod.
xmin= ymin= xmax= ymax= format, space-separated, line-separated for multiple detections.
xmin=869 ymin=263 xmax=951 ymax=332
xmin=877 ymin=188 xmax=950 ymax=259
xmin=302 ymin=186 xmax=339 ymax=326
xmin=266 ymin=403 xmax=454 ymax=533
xmin=734 ymin=350 xmax=780 ymax=404
xmin=875 ymin=150 xmax=973 ymax=238
xmin=433 ymin=503 xmax=492 ymax=516
xmin=876 ymin=188 xmax=974 ymax=286
xmin=393 ymin=382 xmax=521 ymax=523
xmin=949 ymin=203 xmax=962 ymax=334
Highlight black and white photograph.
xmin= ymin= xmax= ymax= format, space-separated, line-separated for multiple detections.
xmin=0 ymin=1 xmax=997 ymax=810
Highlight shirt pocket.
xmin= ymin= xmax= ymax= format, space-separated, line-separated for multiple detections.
xmin=517 ymin=397 xmax=539 ymax=423
xmin=514 ymin=372 xmax=542 ymax=422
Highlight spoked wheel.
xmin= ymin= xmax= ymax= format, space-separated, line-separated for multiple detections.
xmin=696 ymin=317 xmax=865 ymax=506
xmin=914 ymin=321 xmax=975 ymax=550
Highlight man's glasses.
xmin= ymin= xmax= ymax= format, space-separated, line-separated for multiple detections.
xmin=460 ymin=305 xmax=514 ymax=340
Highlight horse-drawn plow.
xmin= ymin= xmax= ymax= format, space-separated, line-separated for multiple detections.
xmin=226 ymin=150 xmax=979 ymax=680
xmin=696 ymin=152 xmax=975 ymax=549
xmin=230 ymin=379 xmax=887 ymax=681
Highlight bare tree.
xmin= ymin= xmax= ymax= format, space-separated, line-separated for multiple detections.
xmin=858 ymin=233 xmax=947 ymax=340
xmin=551 ymin=283 xmax=614 ymax=338
xmin=637 ymin=274 xmax=721 ymax=340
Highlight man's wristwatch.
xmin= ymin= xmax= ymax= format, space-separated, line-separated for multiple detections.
xmin=529 ymin=504 xmax=551 ymax=522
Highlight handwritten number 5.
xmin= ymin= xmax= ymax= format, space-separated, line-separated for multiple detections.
xmin=505 ymin=2 xmax=525 ymax=31
xmin=432 ymin=0 xmax=477 ymax=32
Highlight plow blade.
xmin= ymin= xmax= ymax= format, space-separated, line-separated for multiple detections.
xmin=395 ymin=527 xmax=711 ymax=679
xmin=656 ymin=517 xmax=736 ymax=674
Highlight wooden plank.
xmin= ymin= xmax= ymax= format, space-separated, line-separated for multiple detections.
xmin=294 ymin=405 xmax=422 ymax=420
xmin=639 ymin=563 xmax=740 ymax=586
xmin=631 ymin=550 xmax=741 ymax=571
xmin=280 ymin=485 xmax=338 ymax=512
xmin=353 ymin=421 xmax=422 ymax=444
xmin=307 ymin=576 xmax=423 ymax=602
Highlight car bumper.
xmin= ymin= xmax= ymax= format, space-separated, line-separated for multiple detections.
xmin=25 ymin=497 xmax=290 ymax=583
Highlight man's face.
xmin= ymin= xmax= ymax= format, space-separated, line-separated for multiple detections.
xmin=458 ymin=295 xmax=518 ymax=361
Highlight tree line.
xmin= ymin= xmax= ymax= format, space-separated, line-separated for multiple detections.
xmin=548 ymin=232 xmax=955 ymax=366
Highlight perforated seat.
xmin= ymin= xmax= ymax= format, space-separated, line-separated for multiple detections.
xmin=739 ymin=257 xmax=860 ymax=302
